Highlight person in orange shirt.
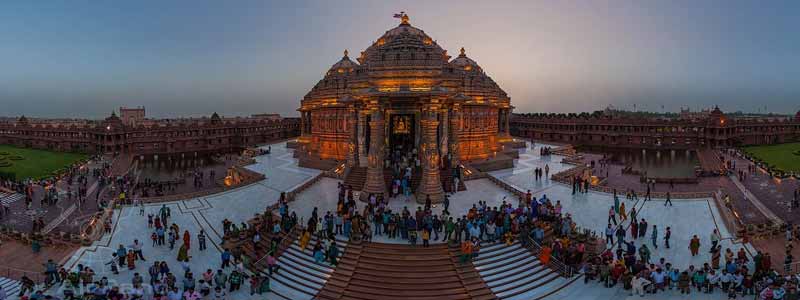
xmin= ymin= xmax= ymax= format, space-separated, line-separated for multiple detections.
xmin=460 ymin=240 xmax=473 ymax=264
xmin=539 ymin=245 xmax=552 ymax=265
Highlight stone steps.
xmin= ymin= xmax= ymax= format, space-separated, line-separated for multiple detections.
xmin=474 ymin=241 xmax=572 ymax=300
xmin=0 ymin=277 xmax=21 ymax=297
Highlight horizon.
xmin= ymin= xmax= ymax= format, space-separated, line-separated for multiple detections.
xmin=2 ymin=1 xmax=799 ymax=118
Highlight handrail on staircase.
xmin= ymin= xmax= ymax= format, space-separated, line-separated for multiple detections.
xmin=523 ymin=235 xmax=574 ymax=278
xmin=251 ymin=222 xmax=298 ymax=270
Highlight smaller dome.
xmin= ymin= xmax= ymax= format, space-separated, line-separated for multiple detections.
xmin=329 ymin=49 xmax=359 ymax=73
xmin=449 ymin=47 xmax=480 ymax=71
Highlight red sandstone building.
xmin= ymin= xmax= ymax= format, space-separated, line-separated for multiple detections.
xmin=511 ymin=107 xmax=800 ymax=149
xmin=0 ymin=110 xmax=300 ymax=156
xmin=296 ymin=14 xmax=513 ymax=201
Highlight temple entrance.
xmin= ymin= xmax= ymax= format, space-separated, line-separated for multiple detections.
xmin=388 ymin=113 xmax=416 ymax=165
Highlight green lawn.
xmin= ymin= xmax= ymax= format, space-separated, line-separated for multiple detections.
xmin=0 ymin=145 xmax=89 ymax=180
xmin=742 ymin=142 xmax=800 ymax=173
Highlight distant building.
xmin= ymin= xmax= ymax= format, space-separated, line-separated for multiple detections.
xmin=679 ymin=107 xmax=711 ymax=120
xmin=0 ymin=111 xmax=300 ymax=155
xmin=511 ymin=106 xmax=800 ymax=148
xmin=120 ymin=106 xmax=146 ymax=126
xmin=251 ymin=113 xmax=282 ymax=121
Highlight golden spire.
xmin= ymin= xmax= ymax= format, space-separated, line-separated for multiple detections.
xmin=394 ymin=11 xmax=410 ymax=25
xmin=343 ymin=49 xmax=349 ymax=58
xmin=460 ymin=47 xmax=466 ymax=56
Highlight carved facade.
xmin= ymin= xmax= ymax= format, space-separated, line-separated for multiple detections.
xmin=0 ymin=113 xmax=300 ymax=156
xmin=511 ymin=107 xmax=800 ymax=149
xmin=297 ymin=15 xmax=512 ymax=201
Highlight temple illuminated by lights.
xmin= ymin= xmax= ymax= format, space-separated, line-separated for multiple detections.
xmin=296 ymin=14 xmax=514 ymax=202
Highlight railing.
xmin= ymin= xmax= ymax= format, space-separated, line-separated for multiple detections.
xmin=785 ymin=261 xmax=800 ymax=275
xmin=250 ymin=221 xmax=299 ymax=271
xmin=0 ymin=265 xmax=45 ymax=284
xmin=523 ymin=235 xmax=574 ymax=278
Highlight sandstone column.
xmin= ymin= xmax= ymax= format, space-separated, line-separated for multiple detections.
xmin=345 ymin=109 xmax=357 ymax=167
xmin=440 ymin=107 xmax=449 ymax=166
xmin=357 ymin=111 xmax=366 ymax=167
xmin=417 ymin=103 xmax=444 ymax=203
xmin=505 ymin=108 xmax=512 ymax=136
xmin=362 ymin=106 xmax=386 ymax=199
xmin=449 ymin=104 xmax=462 ymax=167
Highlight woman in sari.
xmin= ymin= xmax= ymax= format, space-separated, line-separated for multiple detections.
xmin=299 ymin=229 xmax=312 ymax=251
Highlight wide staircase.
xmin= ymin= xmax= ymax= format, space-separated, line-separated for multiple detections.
xmin=346 ymin=166 xmax=461 ymax=195
xmin=315 ymin=242 xmax=495 ymax=300
xmin=0 ymin=190 xmax=24 ymax=206
xmin=343 ymin=167 xmax=367 ymax=191
xmin=474 ymin=242 xmax=570 ymax=300
xmin=698 ymin=148 xmax=724 ymax=174
xmin=258 ymin=235 xmax=350 ymax=300
xmin=0 ymin=276 xmax=21 ymax=297
xmin=440 ymin=171 xmax=467 ymax=193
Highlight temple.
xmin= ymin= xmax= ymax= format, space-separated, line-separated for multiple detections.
xmin=296 ymin=14 xmax=513 ymax=202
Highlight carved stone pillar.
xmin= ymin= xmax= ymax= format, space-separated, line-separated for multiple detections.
xmin=345 ymin=109 xmax=357 ymax=167
xmin=450 ymin=104 xmax=462 ymax=167
xmin=357 ymin=111 xmax=366 ymax=167
xmin=417 ymin=104 xmax=444 ymax=203
xmin=505 ymin=108 xmax=512 ymax=136
xmin=362 ymin=107 xmax=386 ymax=198
xmin=440 ymin=107 xmax=449 ymax=166
xmin=299 ymin=111 xmax=306 ymax=135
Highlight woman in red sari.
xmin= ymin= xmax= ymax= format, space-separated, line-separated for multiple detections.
xmin=183 ymin=230 xmax=191 ymax=250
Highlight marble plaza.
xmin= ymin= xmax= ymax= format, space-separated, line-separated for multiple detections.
xmin=45 ymin=140 xmax=753 ymax=300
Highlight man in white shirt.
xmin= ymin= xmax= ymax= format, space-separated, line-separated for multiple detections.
xmin=706 ymin=270 xmax=720 ymax=293
xmin=631 ymin=274 xmax=652 ymax=297
xmin=719 ymin=270 xmax=733 ymax=291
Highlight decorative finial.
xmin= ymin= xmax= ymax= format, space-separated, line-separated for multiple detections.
xmin=343 ymin=49 xmax=349 ymax=58
xmin=394 ymin=11 xmax=410 ymax=25
xmin=460 ymin=47 xmax=466 ymax=56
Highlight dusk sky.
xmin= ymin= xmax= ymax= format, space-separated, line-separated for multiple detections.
xmin=1 ymin=0 xmax=799 ymax=119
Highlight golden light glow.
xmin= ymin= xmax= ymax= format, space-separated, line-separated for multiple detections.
xmin=378 ymin=87 xmax=400 ymax=92
xmin=464 ymin=65 xmax=472 ymax=71
xmin=409 ymin=87 xmax=431 ymax=92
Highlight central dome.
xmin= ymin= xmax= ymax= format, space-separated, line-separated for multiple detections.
xmin=359 ymin=16 xmax=449 ymax=68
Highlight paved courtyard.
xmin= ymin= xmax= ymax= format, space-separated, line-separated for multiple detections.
xmin=48 ymin=143 xmax=320 ymax=299
xmin=43 ymin=140 xmax=754 ymax=300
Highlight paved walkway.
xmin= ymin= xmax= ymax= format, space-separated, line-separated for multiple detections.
xmin=47 ymin=142 xmax=320 ymax=300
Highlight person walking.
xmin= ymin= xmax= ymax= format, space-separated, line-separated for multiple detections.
xmin=608 ymin=206 xmax=617 ymax=226
xmin=651 ymin=225 xmax=658 ymax=249
xmin=198 ymin=230 xmax=207 ymax=251
xmin=710 ymin=229 xmax=721 ymax=252
xmin=615 ymin=225 xmax=626 ymax=248
xmin=605 ymin=224 xmax=614 ymax=246
xmin=689 ymin=235 xmax=701 ymax=256
xmin=664 ymin=192 xmax=672 ymax=206
xmin=664 ymin=227 xmax=671 ymax=249
xmin=619 ymin=202 xmax=627 ymax=222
